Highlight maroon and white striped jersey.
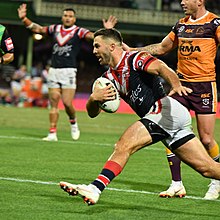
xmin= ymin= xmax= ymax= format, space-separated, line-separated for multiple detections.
xmin=47 ymin=24 xmax=90 ymax=68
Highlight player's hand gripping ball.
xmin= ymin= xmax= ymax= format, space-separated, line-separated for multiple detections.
xmin=92 ymin=77 xmax=120 ymax=113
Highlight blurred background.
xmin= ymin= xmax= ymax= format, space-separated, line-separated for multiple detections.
xmin=0 ymin=0 xmax=220 ymax=107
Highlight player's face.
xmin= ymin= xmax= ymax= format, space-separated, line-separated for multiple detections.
xmin=180 ymin=0 xmax=200 ymax=16
xmin=93 ymin=36 xmax=111 ymax=66
xmin=61 ymin=10 xmax=76 ymax=28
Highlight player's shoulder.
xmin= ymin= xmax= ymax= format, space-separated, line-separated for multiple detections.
xmin=127 ymin=51 xmax=151 ymax=59
xmin=207 ymin=12 xmax=220 ymax=27
xmin=0 ymin=24 xmax=5 ymax=29
xmin=207 ymin=11 xmax=219 ymax=20
xmin=132 ymin=51 xmax=153 ymax=60
xmin=178 ymin=12 xmax=220 ymax=24
xmin=131 ymin=51 xmax=156 ymax=71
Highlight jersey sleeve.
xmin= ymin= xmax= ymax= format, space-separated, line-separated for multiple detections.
xmin=1 ymin=29 xmax=14 ymax=54
xmin=78 ymin=27 xmax=90 ymax=39
xmin=168 ymin=21 xmax=179 ymax=42
xmin=132 ymin=51 xmax=157 ymax=72
xmin=47 ymin=24 xmax=55 ymax=36
xmin=212 ymin=18 xmax=220 ymax=40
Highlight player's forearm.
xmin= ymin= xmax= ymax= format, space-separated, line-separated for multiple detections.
xmin=21 ymin=17 xmax=45 ymax=33
xmin=157 ymin=61 xmax=180 ymax=88
xmin=133 ymin=43 xmax=164 ymax=56
xmin=0 ymin=53 xmax=14 ymax=64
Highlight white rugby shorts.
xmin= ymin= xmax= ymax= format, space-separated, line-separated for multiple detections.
xmin=143 ymin=96 xmax=194 ymax=149
xmin=47 ymin=67 xmax=77 ymax=89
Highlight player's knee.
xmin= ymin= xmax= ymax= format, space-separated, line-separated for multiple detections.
xmin=114 ymin=141 xmax=133 ymax=155
xmin=200 ymin=135 xmax=213 ymax=148
xmin=50 ymin=107 xmax=59 ymax=114
xmin=63 ymin=101 xmax=72 ymax=109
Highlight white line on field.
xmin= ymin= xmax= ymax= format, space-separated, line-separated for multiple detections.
xmin=0 ymin=176 xmax=218 ymax=202
xmin=0 ymin=135 xmax=163 ymax=151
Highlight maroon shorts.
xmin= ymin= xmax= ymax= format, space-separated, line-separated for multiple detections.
xmin=171 ymin=81 xmax=217 ymax=114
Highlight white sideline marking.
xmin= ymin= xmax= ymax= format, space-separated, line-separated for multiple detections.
xmin=0 ymin=135 xmax=111 ymax=147
xmin=0 ymin=135 xmax=163 ymax=151
xmin=0 ymin=176 xmax=218 ymax=202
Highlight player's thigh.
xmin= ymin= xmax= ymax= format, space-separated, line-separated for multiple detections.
xmin=196 ymin=114 xmax=216 ymax=137
xmin=61 ymin=89 xmax=75 ymax=106
xmin=173 ymin=137 xmax=213 ymax=171
xmin=116 ymin=121 xmax=152 ymax=154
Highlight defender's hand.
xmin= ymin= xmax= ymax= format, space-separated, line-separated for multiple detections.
xmin=18 ymin=3 xmax=27 ymax=20
xmin=102 ymin=15 xmax=118 ymax=29
xmin=168 ymin=86 xmax=192 ymax=96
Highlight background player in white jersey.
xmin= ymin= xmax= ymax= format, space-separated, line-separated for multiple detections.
xmin=59 ymin=28 xmax=220 ymax=205
xmin=124 ymin=0 xmax=220 ymax=200
xmin=17 ymin=3 xmax=117 ymax=141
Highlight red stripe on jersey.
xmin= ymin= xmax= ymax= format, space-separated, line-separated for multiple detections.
xmin=105 ymin=51 xmax=131 ymax=93
xmin=143 ymin=57 xmax=157 ymax=71
xmin=55 ymin=25 xmax=80 ymax=46
xmin=60 ymin=27 xmax=73 ymax=38
xmin=133 ymin=51 xmax=157 ymax=71
xmin=78 ymin=28 xmax=90 ymax=39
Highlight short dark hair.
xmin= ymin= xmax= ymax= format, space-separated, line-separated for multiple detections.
xmin=63 ymin=8 xmax=76 ymax=14
xmin=94 ymin=28 xmax=123 ymax=45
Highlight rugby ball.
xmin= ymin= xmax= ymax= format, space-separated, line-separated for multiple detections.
xmin=92 ymin=77 xmax=120 ymax=113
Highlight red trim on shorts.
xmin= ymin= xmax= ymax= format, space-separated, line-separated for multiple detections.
xmin=155 ymin=99 xmax=162 ymax=114
xmin=150 ymin=99 xmax=162 ymax=114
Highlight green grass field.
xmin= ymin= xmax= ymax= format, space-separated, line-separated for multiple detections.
xmin=0 ymin=106 xmax=220 ymax=220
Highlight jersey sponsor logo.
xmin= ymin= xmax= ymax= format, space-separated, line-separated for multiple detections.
xmin=5 ymin=37 xmax=14 ymax=51
xmin=185 ymin=29 xmax=194 ymax=33
xmin=179 ymin=40 xmax=201 ymax=56
xmin=202 ymin=98 xmax=210 ymax=107
xmin=178 ymin=26 xmax=185 ymax=33
xmin=53 ymin=43 xmax=72 ymax=56
xmin=137 ymin=60 xmax=143 ymax=67
xmin=201 ymin=93 xmax=211 ymax=98
xmin=130 ymin=84 xmax=144 ymax=105
xmin=201 ymin=93 xmax=211 ymax=107
xmin=196 ymin=27 xmax=205 ymax=35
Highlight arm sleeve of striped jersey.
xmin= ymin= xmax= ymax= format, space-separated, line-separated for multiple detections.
xmin=47 ymin=24 xmax=56 ymax=36
xmin=78 ymin=27 xmax=90 ymax=39
xmin=132 ymin=51 xmax=157 ymax=72
xmin=168 ymin=21 xmax=179 ymax=42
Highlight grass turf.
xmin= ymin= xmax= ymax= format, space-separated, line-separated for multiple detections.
xmin=0 ymin=106 xmax=220 ymax=220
